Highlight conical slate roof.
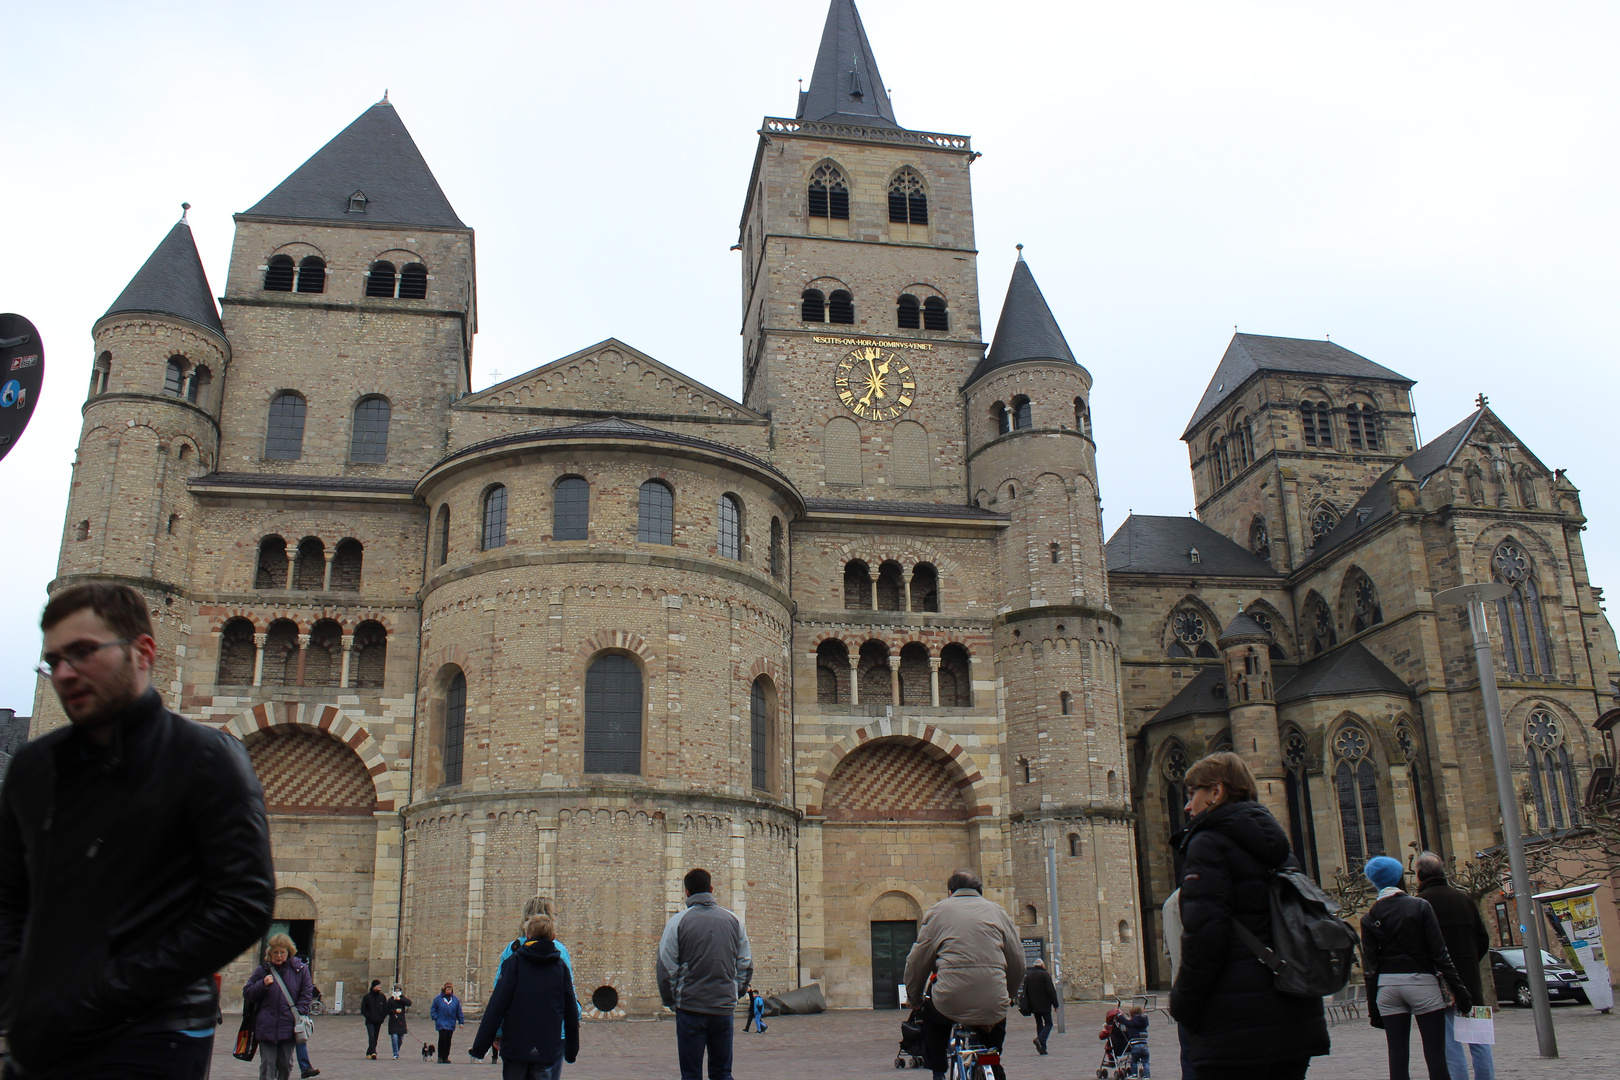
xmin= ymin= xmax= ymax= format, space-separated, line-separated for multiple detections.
xmin=102 ymin=219 xmax=223 ymax=336
xmin=243 ymin=101 xmax=464 ymax=229
xmin=968 ymin=257 xmax=1076 ymax=384
xmin=1219 ymin=612 xmax=1270 ymax=640
xmin=797 ymin=0 xmax=898 ymax=127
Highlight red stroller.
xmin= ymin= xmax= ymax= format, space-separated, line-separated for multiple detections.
xmin=1096 ymin=1007 xmax=1130 ymax=1080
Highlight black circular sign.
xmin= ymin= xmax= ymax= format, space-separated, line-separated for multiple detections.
xmin=0 ymin=314 xmax=44 ymax=464
xmin=590 ymin=985 xmax=619 ymax=1013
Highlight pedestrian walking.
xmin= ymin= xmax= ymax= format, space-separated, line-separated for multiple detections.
xmin=360 ymin=979 xmax=389 ymax=1060
xmin=1413 ymin=852 xmax=1494 ymax=1080
xmin=0 ymin=582 xmax=275 ymax=1078
xmin=1020 ymin=958 xmax=1058 ymax=1054
xmin=432 ymin=982 xmax=466 ymax=1062
xmin=245 ymin=933 xmax=315 ymax=1080
xmin=295 ymin=1036 xmax=322 ymax=1078
xmin=656 ymin=867 xmax=753 ymax=1080
xmin=471 ymin=913 xmax=581 ymax=1079
xmin=489 ymin=896 xmax=580 ymax=1077
xmin=1168 ymin=752 xmax=1329 ymax=1080
xmin=1123 ymin=1003 xmax=1151 ymax=1077
xmin=1361 ymin=856 xmax=1473 ymax=1080
xmin=386 ymin=986 xmax=413 ymax=1059
xmin=743 ymin=987 xmax=768 ymax=1033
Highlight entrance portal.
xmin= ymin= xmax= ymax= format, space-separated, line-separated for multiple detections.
xmin=870 ymin=920 xmax=918 ymax=1009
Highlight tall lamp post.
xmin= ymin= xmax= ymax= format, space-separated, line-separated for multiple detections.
xmin=1434 ymin=582 xmax=1558 ymax=1058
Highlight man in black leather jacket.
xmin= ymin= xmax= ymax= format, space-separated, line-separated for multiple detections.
xmin=0 ymin=583 xmax=275 ymax=1077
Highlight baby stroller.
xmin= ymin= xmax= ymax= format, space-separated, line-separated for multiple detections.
xmin=1095 ymin=1007 xmax=1130 ymax=1080
xmin=895 ymin=1006 xmax=927 ymax=1069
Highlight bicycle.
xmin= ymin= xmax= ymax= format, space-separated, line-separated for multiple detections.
xmin=945 ymin=1022 xmax=1002 ymax=1080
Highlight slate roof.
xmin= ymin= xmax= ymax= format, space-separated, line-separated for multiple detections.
xmin=1105 ymin=515 xmax=1281 ymax=578
xmin=1305 ymin=408 xmax=1483 ymax=564
xmin=101 ymin=221 xmax=223 ymax=336
xmin=804 ymin=498 xmax=1009 ymax=521
xmin=1183 ymin=334 xmax=1413 ymax=438
xmin=797 ymin=0 xmax=898 ymax=127
xmin=968 ymin=257 xmax=1078 ymax=385
xmin=243 ymin=102 xmax=465 ymax=229
xmin=1275 ymin=642 xmax=1412 ymax=704
xmin=1220 ymin=612 xmax=1270 ymax=639
xmin=1150 ymin=667 xmax=1229 ymax=723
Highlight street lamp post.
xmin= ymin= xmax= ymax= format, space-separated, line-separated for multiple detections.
xmin=1434 ymin=582 xmax=1558 ymax=1058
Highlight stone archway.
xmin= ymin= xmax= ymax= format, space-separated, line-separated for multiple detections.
xmin=803 ymin=717 xmax=988 ymax=818
xmin=220 ymin=702 xmax=399 ymax=811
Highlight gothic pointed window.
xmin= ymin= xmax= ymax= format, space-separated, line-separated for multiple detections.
xmin=481 ymin=485 xmax=508 ymax=550
xmin=553 ymin=476 xmax=589 ymax=540
xmin=637 ymin=480 xmax=674 ymax=544
xmin=263 ymin=255 xmax=295 ymax=292
xmin=1493 ymin=540 xmax=1554 ymax=678
xmin=808 ymin=163 xmax=849 ymax=220
xmin=1311 ymin=504 xmax=1340 ymax=543
xmin=1163 ymin=742 xmax=1190 ymax=837
xmin=827 ymin=290 xmax=855 ymax=324
xmin=1305 ymin=593 xmax=1337 ymax=657
xmin=1332 ymin=722 xmax=1384 ymax=863
xmin=1283 ymin=729 xmax=1319 ymax=878
xmin=1525 ymin=709 xmax=1579 ymax=832
xmin=801 ymin=289 xmax=826 ymax=322
xmin=923 ymin=296 xmax=948 ymax=331
xmin=889 ymin=168 xmax=928 ymax=225
xmin=1347 ymin=570 xmax=1383 ymax=633
xmin=897 ymin=294 xmax=920 ymax=329
xmin=264 ymin=391 xmax=307 ymax=460
xmin=1302 ymin=401 xmax=1333 ymax=447
xmin=1347 ymin=403 xmax=1380 ymax=451
xmin=349 ymin=396 xmax=390 ymax=463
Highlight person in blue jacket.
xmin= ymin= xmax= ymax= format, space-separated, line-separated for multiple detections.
xmin=431 ymin=982 xmax=465 ymax=1062
xmin=744 ymin=988 xmax=767 ymax=1033
xmin=471 ymin=914 xmax=580 ymax=1080
xmin=486 ymin=896 xmax=580 ymax=1077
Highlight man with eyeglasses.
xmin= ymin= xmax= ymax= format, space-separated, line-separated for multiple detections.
xmin=0 ymin=583 xmax=275 ymax=1078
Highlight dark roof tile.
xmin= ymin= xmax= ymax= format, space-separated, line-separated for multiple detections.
xmin=1274 ymin=642 xmax=1411 ymax=704
xmin=101 ymin=221 xmax=223 ymax=336
xmin=1150 ymin=667 xmax=1229 ymax=723
xmin=1184 ymin=333 xmax=1412 ymax=437
xmin=968 ymin=257 xmax=1076 ymax=384
xmin=1105 ymin=515 xmax=1281 ymax=578
xmin=798 ymin=0 xmax=898 ymax=127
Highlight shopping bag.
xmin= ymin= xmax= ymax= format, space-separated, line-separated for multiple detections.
xmin=232 ymin=1013 xmax=258 ymax=1062
xmin=1453 ymin=1006 xmax=1494 ymax=1045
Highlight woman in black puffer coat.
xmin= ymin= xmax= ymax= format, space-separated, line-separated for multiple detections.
xmin=1169 ymin=752 xmax=1330 ymax=1080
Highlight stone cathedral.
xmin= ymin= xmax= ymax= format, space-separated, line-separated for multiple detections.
xmin=30 ymin=0 xmax=1618 ymax=1011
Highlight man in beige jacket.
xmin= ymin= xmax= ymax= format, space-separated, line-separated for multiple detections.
xmin=904 ymin=869 xmax=1026 ymax=1080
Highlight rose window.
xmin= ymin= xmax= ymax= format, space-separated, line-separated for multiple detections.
xmin=1311 ymin=508 xmax=1338 ymax=541
xmin=1526 ymin=710 xmax=1560 ymax=749
xmin=1354 ymin=577 xmax=1377 ymax=615
xmin=1173 ymin=610 xmax=1207 ymax=646
xmin=1494 ymin=543 xmax=1529 ymax=584
xmin=1163 ymin=745 xmax=1189 ymax=783
xmin=1285 ymin=730 xmax=1308 ymax=768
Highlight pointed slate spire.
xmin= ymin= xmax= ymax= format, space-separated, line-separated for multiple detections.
xmin=243 ymin=101 xmax=464 ymax=229
xmin=968 ymin=253 xmax=1077 ymax=384
xmin=102 ymin=216 xmax=224 ymax=336
xmin=798 ymin=0 xmax=898 ymax=127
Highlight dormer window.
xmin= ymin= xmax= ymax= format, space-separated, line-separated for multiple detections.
xmin=1188 ymin=546 xmax=1201 ymax=564
xmin=348 ymin=190 xmax=368 ymax=214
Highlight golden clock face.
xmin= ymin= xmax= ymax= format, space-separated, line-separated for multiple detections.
xmin=834 ymin=345 xmax=916 ymax=421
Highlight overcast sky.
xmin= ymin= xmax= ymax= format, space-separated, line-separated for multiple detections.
xmin=4 ymin=0 xmax=1617 ymax=716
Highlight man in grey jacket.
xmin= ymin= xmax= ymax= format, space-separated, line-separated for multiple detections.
xmin=657 ymin=867 xmax=753 ymax=1080
xmin=904 ymin=869 xmax=1025 ymax=1080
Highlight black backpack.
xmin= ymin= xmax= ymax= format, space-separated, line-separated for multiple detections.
xmin=1231 ymin=868 xmax=1360 ymax=997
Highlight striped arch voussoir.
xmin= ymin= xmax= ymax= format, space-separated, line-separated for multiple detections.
xmin=220 ymin=702 xmax=400 ymax=812
xmin=804 ymin=721 xmax=986 ymax=818
xmin=576 ymin=630 xmax=656 ymax=664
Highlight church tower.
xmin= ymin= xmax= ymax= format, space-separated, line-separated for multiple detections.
xmin=738 ymin=0 xmax=983 ymax=499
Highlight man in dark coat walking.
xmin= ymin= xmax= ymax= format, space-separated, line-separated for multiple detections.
xmin=1415 ymin=852 xmax=1494 ymax=1080
xmin=359 ymin=980 xmax=389 ymax=1060
xmin=1021 ymin=959 xmax=1059 ymax=1054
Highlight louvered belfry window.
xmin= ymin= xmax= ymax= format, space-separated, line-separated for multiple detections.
xmin=897 ymin=294 xmax=921 ymax=329
xmin=923 ymin=297 xmax=948 ymax=331
xmin=263 ymin=255 xmax=295 ymax=292
xmin=365 ymin=261 xmax=397 ymax=298
xmin=398 ymin=263 xmax=428 ymax=299
xmin=888 ymin=169 xmax=928 ymax=225
xmin=584 ymin=653 xmax=642 ymax=774
xmin=296 ymin=257 xmax=326 ymax=294
xmin=827 ymin=290 xmax=855 ymax=324
xmin=801 ymin=289 xmax=826 ymax=322
xmin=1301 ymin=401 xmax=1333 ymax=447
xmin=808 ymin=163 xmax=849 ymax=220
xmin=554 ymin=476 xmax=589 ymax=540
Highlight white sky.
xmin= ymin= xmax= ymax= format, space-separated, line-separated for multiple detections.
xmin=4 ymin=0 xmax=1617 ymax=716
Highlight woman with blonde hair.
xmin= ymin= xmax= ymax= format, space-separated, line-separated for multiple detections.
xmin=1168 ymin=752 xmax=1329 ymax=1080
xmin=489 ymin=896 xmax=579 ymax=1077
xmin=244 ymin=933 xmax=313 ymax=1080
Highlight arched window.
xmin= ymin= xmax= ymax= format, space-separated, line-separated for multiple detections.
xmin=1231 ymin=413 xmax=1251 ymax=468
xmin=89 ymin=352 xmax=111 ymax=397
xmin=332 ymin=538 xmax=362 ymax=591
xmin=163 ymin=357 xmax=186 ymax=396
xmin=898 ymin=643 xmax=930 ymax=706
xmin=1310 ymin=503 xmax=1340 ymax=543
xmin=294 ymin=256 xmax=325 ymax=294
xmin=1060 ymin=690 xmax=1073 ymax=715
xmin=876 ymin=560 xmax=905 ymax=611
xmin=305 ymin=619 xmax=341 ymax=686
xmin=923 ymin=296 xmax=948 ymax=332
xmin=186 ymin=364 xmax=212 ymax=407
xmin=858 ymin=640 xmax=891 ymax=704
xmin=801 ymin=289 xmax=825 ymax=322
xmin=255 ymin=535 xmax=287 ymax=590
xmin=294 ymin=537 xmax=326 ymax=590
xmin=816 ymin=639 xmax=849 ymax=704
xmin=264 ymin=391 xmax=308 ymax=460
xmin=1525 ymin=709 xmax=1580 ymax=831
xmin=1162 ymin=742 xmax=1190 ymax=837
xmin=993 ymin=401 xmax=1011 ymax=435
xmin=770 ymin=517 xmax=784 ymax=578
xmin=349 ymin=396 xmax=390 ymax=463
xmin=1167 ymin=606 xmax=1217 ymax=658
xmin=825 ymin=416 xmax=862 ymax=484
xmin=637 ymin=480 xmax=674 ymax=544
xmin=443 ymin=670 xmax=467 ymax=786
xmin=263 ymin=255 xmax=295 ymax=292
xmin=584 ymin=653 xmax=643 ymax=774
xmin=435 ymin=505 xmax=451 ymax=566
xmin=843 ymin=560 xmax=872 ymax=610
xmin=1011 ymin=396 xmax=1033 ymax=430
xmin=365 ymin=261 xmax=396 ymax=297
xmin=827 ymin=289 xmax=855 ymax=324
xmin=751 ymin=676 xmax=774 ymax=790
xmin=1283 ymin=728 xmax=1319 ymax=879
xmin=217 ymin=618 xmax=257 ymax=684
xmin=888 ymin=168 xmax=927 ymax=225
xmin=1305 ymin=593 xmax=1337 ymax=657
xmin=353 ymin=620 xmax=387 ymax=688
xmin=1074 ymin=397 xmax=1090 ymax=437
xmin=262 ymin=620 xmax=298 ymax=687
xmin=1068 ymin=833 xmax=1081 ymax=857
xmin=897 ymin=294 xmax=920 ymax=329
xmin=718 ymin=494 xmax=742 ymax=560
xmin=1209 ymin=435 xmax=1226 ymax=487
xmin=939 ymin=643 xmax=972 ymax=707
xmin=1347 ymin=403 xmax=1380 ymax=451
xmin=807 ymin=163 xmax=849 ymax=220
xmin=1107 ymin=770 xmax=1119 ymax=797
xmin=910 ymin=562 xmax=940 ymax=612
xmin=398 ymin=263 xmax=428 ymax=299
xmin=482 ymin=485 xmax=508 ymax=550
xmin=1397 ymin=721 xmax=1431 ymax=853
xmin=1493 ymin=540 xmax=1554 ymax=677
xmin=1346 ymin=570 xmax=1383 ymax=633
xmin=1332 ymin=723 xmax=1384 ymax=863
xmin=553 ymin=476 xmax=589 ymax=540
xmin=1301 ymin=400 xmax=1333 ymax=447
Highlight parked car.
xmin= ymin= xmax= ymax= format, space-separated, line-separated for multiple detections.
xmin=1489 ymin=948 xmax=1589 ymax=1006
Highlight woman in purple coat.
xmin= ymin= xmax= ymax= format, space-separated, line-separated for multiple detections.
xmin=244 ymin=933 xmax=314 ymax=1080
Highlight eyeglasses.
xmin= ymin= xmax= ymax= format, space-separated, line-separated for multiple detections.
xmin=34 ymin=638 xmax=133 ymax=678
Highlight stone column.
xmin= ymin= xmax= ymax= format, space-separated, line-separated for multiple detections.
xmin=284 ymin=550 xmax=295 ymax=590
xmin=340 ymin=633 xmax=355 ymax=688
xmin=295 ymin=633 xmax=310 ymax=687
xmin=868 ymin=570 xmax=878 ymax=611
xmin=902 ymin=568 xmax=914 ymax=612
xmin=323 ymin=550 xmax=334 ymax=591
xmin=252 ymin=633 xmax=266 ymax=687
xmin=929 ymin=657 xmax=941 ymax=707
xmin=888 ymin=655 xmax=901 ymax=706
xmin=848 ymin=655 xmax=860 ymax=706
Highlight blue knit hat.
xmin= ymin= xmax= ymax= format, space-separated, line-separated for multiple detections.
xmin=1364 ymin=855 xmax=1404 ymax=890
